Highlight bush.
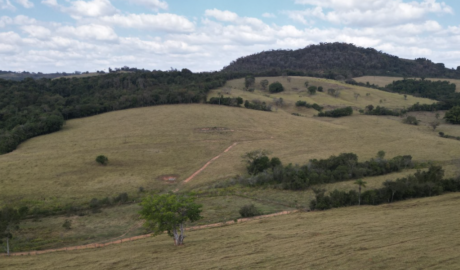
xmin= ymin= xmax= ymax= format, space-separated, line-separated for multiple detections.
xmin=269 ymin=82 xmax=284 ymax=93
xmin=444 ymin=106 xmax=460 ymax=124
xmin=403 ymin=116 xmax=419 ymax=125
xmin=318 ymin=107 xmax=353 ymax=117
xmin=113 ymin=192 xmax=129 ymax=203
xmin=96 ymin=155 xmax=108 ymax=165
xmin=239 ymin=204 xmax=261 ymax=218
xmin=62 ymin=219 xmax=72 ymax=230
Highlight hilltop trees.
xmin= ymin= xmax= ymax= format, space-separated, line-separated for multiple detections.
xmin=139 ymin=193 xmax=202 ymax=246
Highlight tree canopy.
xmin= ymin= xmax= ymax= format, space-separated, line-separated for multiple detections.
xmin=139 ymin=193 xmax=202 ymax=246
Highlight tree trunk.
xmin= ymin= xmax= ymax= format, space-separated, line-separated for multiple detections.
xmin=172 ymin=225 xmax=185 ymax=246
xmin=6 ymin=237 xmax=10 ymax=256
xmin=358 ymin=186 xmax=361 ymax=206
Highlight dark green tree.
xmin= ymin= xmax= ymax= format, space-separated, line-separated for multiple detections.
xmin=268 ymin=82 xmax=284 ymax=93
xmin=245 ymin=76 xmax=255 ymax=90
xmin=444 ymin=106 xmax=460 ymax=124
xmin=308 ymin=86 xmax=317 ymax=95
xmin=1 ymin=207 xmax=27 ymax=256
xmin=96 ymin=155 xmax=108 ymax=165
xmin=139 ymin=193 xmax=203 ymax=246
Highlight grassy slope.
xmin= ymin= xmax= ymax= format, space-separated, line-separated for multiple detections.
xmin=1 ymin=76 xmax=458 ymax=208
xmin=354 ymin=76 xmax=460 ymax=92
xmin=2 ymin=193 xmax=460 ymax=269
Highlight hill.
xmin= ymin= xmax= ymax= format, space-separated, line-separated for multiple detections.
xmin=222 ymin=42 xmax=460 ymax=79
xmin=2 ymin=193 xmax=460 ymax=269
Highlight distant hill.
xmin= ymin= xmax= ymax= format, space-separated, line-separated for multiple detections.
xmin=222 ymin=42 xmax=460 ymax=79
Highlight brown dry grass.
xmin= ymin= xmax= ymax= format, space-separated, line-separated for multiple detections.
xmin=1 ymin=88 xmax=459 ymax=207
xmin=2 ymin=193 xmax=460 ymax=269
xmin=354 ymin=76 xmax=460 ymax=92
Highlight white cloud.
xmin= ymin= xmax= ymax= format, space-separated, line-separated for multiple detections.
xmin=290 ymin=0 xmax=454 ymax=27
xmin=0 ymin=0 xmax=15 ymax=10
xmin=128 ymin=0 xmax=168 ymax=11
xmin=15 ymin=0 xmax=33 ymax=8
xmin=97 ymin=13 xmax=195 ymax=32
xmin=57 ymin=24 xmax=118 ymax=41
xmin=205 ymin=9 xmax=238 ymax=22
xmin=262 ymin=13 xmax=276 ymax=18
xmin=43 ymin=0 xmax=119 ymax=19
xmin=21 ymin=25 xmax=52 ymax=39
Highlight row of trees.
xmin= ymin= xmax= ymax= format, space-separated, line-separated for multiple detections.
xmin=318 ymin=107 xmax=353 ymax=117
xmin=310 ymin=165 xmax=460 ymax=210
xmin=295 ymin=100 xmax=323 ymax=111
xmin=233 ymin=150 xmax=412 ymax=190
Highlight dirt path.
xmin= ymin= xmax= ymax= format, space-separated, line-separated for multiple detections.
xmin=183 ymin=142 xmax=237 ymax=183
xmin=3 ymin=210 xmax=297 ymax=257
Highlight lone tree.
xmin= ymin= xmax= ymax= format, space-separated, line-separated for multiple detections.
xmin=269 ymin=82 xmax=284 ymax=93
xmin=430 ymin=121 xmax=440 ymax=130
xmin=354 ymin=179 xmax=367 ymax=205
xmin=139 ymin=193 xmax=202 ymax=246
xmin=245 ymin=76 xmax=255 ymax=90
xmin=96 ymin=155 xmax=108 ymax=165
xmin=308 ymin=86 xmax=317 ymax=95
xmin=1 ymin=207 xmax=27 ymax=256
xmin=260 ymin=79 xmax=269 ymax=90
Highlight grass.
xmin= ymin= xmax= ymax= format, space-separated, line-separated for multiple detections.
xmin=8 ymin=195 xmax=288 ymax=252
xmin=354 ymin=76 xmax=460 ymax=92
xmin=1 ymin=76 xmax=458 ymax=209
xmin=2 ymin=193 xmax=460 ymax=269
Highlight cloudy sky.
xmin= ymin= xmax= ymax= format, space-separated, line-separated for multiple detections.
xmin=0 ymin=0 xmax=459 ymax=73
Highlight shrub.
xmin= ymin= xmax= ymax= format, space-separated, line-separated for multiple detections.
xmin=96 ymin=155 xmax=108 ymax=165
xmin=403 ymin=116 xmax=419 ymax=125
xmin=318 ymin=107 xmax=353 ymax=117
xmin=444 ymin=106 xmax=460 ymax=124
xmin=269 ymin=82 xmax=284 ymax=93
xmin=113 ymin=192 xmax=129 ymax=203
xmin=318 ymin=86 xmax=323 ymax=92
xmin=63 ymin=219 xmax=72 ymax=230
xmin=239 ymin=204 xmax=261 ymax=218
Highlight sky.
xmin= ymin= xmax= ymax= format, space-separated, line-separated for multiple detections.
xmin=0 ymin=0 xmax=459 ymax=73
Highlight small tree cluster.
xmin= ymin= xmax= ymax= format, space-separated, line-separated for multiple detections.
xmin=318 ymin=107 xmax=353 ymax=117
xmin=295 ymin=100 xmax=323 ymax=111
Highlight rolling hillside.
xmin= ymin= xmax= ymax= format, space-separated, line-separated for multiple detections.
xmin=2 ymin=194 xmax=460 ymax=269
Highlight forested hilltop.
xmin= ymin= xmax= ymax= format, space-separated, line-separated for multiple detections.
xmin=0 ymin=69 xmax=242 ymax=154
xmin=222 ymin=42 xmax=460 ymax=79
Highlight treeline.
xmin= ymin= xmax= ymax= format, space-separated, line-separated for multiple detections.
xmin=295 ymin=100 xmax=323 ymax=111
xmin=318 ymin=107 xmax=353 ymax=117
xmin=385 ymin=79 xmax=456 ymax=100
xmin=222 ymin=42 xmax=460 ymax=79
xmin=310 ymin=165 xmax=460 ymax=210
xmin=0 ymin=70 xmax=245 ymax=154
xmin=224 ymin=151 xmax=413 ymax=191
xmin=363 ymin=105 xmax=402 ymax=116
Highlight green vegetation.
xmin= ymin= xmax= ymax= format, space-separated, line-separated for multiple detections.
xmin=268 ymin=81 xmax=284 ymax=93
xmin=230 ymin=152 xmax=413 ymax=191
xmin=222 ymin=42 xmax=460 ymax=79
xmin=318 ymin=107 xmax=353 ymax=117
xmin=444 ymin=106 xmax=460 ymax=124
xmin=403 ymin=116 xmax=419 ymax=125
xmin=239 ymin=204 xmax=261 ymax=218
xmin=364 ymin=105 xmax=402 ymax=116
xmin=310 ymin=165 xmax=460 ymax=210
xmin=208 ymin=96 xmax=243 ymax=107
xmin=295 ymin=100 xmax=323 ymax=111
xmin=95 ymin=155 xmax=108 ymax=166
xmin=1 ymin=207 xmax=27 ymax=256
xmin=139 ymin=193 xmax=202 ymax=246
xmin=0 ymin=70 xmax=239 ymax=154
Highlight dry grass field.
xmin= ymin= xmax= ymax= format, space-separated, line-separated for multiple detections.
xmin=1 ymin=76 xmax=459 ymax=209
xmin=2 ymin=193 xmax=460 ymax=270
xmin=354 ymin=76 xmax=460 ymax=91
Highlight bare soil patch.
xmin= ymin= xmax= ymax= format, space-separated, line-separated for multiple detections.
xmin=158 ymin=174 xmax=179 ymax=183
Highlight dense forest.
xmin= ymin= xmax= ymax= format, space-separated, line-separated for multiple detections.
xmin=222 ymin=43 xmax=460 ymax=79
xmin=0 ymin=69 xmax=244 ymax=154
